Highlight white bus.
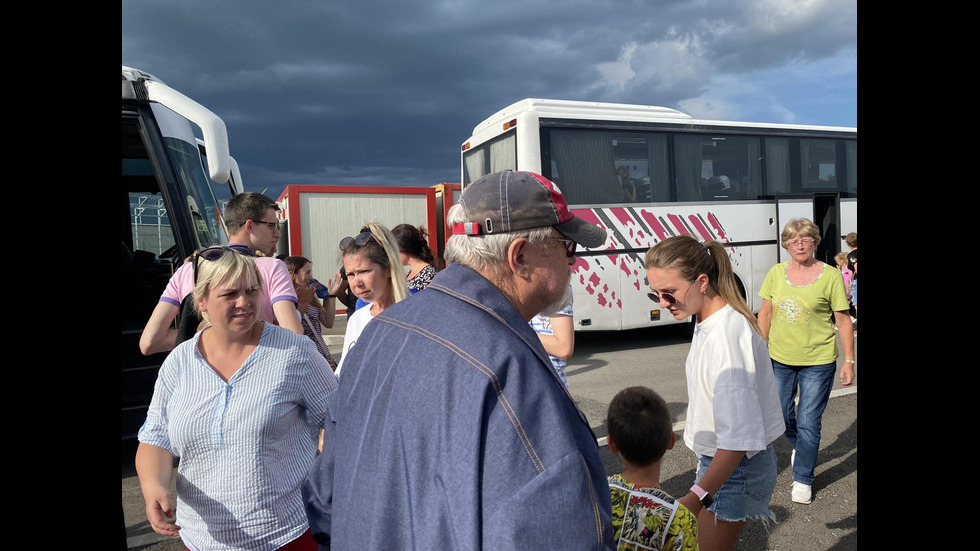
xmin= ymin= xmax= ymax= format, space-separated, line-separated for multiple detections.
xmin=461 ymin=98 xmax=856 ymax=331
xmin=122 ymin=65 xmax=244 ymax=438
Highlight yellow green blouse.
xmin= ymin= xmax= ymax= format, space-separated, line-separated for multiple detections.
xmin=759 ymin=262 xmax=850 ymax=366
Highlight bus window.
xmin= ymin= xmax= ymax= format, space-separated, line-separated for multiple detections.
xmin=163 ymin=137 xmax=228 ymax=248
xmin=128 ymin=192 xmax=176 ymax=258
xmin=674 ymin=135 xmax=763 ymax=201
xmin=152 ymin=102 xmax=229 ymax=251
xmin=546 ymin=129 xmax=669 ymax=204
xmin=765 ymin=137 xmax=792 ymax=196
xmin=801 ymin=138 xmax=837 ymax=191
xmin=463 ymin=130 xmax=516 ymax=184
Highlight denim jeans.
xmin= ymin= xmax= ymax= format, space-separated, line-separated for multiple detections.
xmin=771 ymin=359 xmax=836 ymax=485
xmin=694 ymin=445 xmax=778 ymax=522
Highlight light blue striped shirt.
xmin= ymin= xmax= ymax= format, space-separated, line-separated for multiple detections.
xmin=138 ymin=322 xmax=338 ymax=551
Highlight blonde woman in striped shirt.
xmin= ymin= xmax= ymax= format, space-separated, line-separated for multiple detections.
xmin=136 ymin=248 xmax=338 ymax=551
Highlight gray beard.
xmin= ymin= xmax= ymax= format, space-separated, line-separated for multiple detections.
xmin=539 ymin=282 xmax=573 ymax=318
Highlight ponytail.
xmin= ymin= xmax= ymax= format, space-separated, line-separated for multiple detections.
xmin=644 ymin=235 xmax=761 ymax=335
xmin=393 ymin=223 xmax=436 ymax=266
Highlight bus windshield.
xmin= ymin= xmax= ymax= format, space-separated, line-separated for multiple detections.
xmin=162 ymin=135 xmax=229 ymax=249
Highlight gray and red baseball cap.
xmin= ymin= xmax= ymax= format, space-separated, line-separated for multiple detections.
xmin=452 ymin=170 xmax=607 ymax=248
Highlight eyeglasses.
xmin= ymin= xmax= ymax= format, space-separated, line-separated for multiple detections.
xmin=541 ymin=237 xmax=577 ymax=257
xmin=787 ymin=238 xmax=814 ymax=247
xmin=250 ymin=219 xmax=281 ymax=232
xmin=339 ymin=231 xmax=376 ymax=251
xmin=193 ymin=244 xmax=255 ymax=284
xmin=647 ymin=279 xmax=698 ymax=305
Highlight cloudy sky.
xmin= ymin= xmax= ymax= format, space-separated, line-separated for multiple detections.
xmin=122 ymin=0 xmax=857 ymax=200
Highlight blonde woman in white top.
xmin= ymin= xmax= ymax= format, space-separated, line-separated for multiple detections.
xmin=645 ymin=235 xmax=785 ymax=551
xmin=335 ymin=222 xmax=410 ymax=377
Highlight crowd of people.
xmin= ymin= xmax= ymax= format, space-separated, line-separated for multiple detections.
xmin=133 ymin=172 xmax=856 ymax=551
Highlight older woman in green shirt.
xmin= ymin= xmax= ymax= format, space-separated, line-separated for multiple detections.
xmin=758 ymin=218 xmax=855 ymax=506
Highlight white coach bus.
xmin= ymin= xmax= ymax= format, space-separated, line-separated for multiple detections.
xmin=121 ymin=65 xmax=244 ymax=438
xmin=461 ymin=99 xmax=856 ymax=331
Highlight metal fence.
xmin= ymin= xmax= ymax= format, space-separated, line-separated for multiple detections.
xmin=130 ymin=195 xmax=175 ymax=255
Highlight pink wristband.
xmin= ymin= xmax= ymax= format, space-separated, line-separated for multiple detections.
xmin=690 ymin=484 xmax=708 ymax=499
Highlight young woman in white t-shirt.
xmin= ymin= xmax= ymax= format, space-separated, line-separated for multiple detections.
xmin=645 ymin=235 xmax=785 ymax=551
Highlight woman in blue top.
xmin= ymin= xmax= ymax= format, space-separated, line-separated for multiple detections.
xmin=135 ymin=248 xmax=338 ymax=551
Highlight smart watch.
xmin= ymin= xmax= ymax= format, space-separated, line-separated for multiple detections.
xmin=691 ymin=484 xmax=714 ymax=508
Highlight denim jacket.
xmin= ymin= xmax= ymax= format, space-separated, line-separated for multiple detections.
xmin=304 ymin=263 xmax=613 ymax=550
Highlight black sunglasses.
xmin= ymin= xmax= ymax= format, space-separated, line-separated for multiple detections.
xmin=193 ymin=244 xmax=255 ymax=284
xmin=647 ymin=279 xmax=698 ymax=305
xmin=339 ymin=231 xmax=376 ymax=251
xmin=542 ymin=237 xmax=577 ymax=257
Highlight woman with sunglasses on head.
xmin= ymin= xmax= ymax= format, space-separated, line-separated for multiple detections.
xmin=135 ymin=249 xmax=338 ymax=551
xmin=335 ymin=222 xmax=411 ymax=377
xmin=391 ymin=223 xmax=438 ymax=292
xmin=646 ymin=235 xmax=785 ymax=551
xmin=758 ymin=218 xmax=855 ymax=506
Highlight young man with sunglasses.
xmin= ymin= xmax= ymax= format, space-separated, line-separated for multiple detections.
xmin=304 ymin=170 xmax=614 ymax=549
xmin=139 ymin=192 xmax=303 ymax=355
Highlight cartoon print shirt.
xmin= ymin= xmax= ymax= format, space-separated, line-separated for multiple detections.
xmin=608 ymin=474 xmax=698 ymax=551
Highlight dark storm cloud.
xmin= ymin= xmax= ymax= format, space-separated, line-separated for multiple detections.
xmin=123 ymin=0 xmax=856 ymax=198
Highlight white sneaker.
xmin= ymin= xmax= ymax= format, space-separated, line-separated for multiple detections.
xmin=792 ymin=482 xmax=812 ymax=504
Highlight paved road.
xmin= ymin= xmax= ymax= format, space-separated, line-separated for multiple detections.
xmin=122 ymin=320 xmax=857 ymax=550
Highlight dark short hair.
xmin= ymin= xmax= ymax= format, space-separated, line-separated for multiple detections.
xmin=606 ymin=386 xmax=672 ymax=466
xmin=284 ymin=255 xmax=311 ymax=275
xmin=392 ymin=224 xmax=435 ymax=265
xmin=223 ymin=192 xmax=280 ymax=233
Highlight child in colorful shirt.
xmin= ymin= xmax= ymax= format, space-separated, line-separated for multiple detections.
xmin=607 ymin=386 xmax=698 ymax=551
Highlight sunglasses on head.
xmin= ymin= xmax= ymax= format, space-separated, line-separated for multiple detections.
xmin=339 ymin=230 xmax=376 ymax=251
xmin=193 ymin=244 xmax=255 ymax=284
xmin=541 ymin=237 xmax=577 ymax=258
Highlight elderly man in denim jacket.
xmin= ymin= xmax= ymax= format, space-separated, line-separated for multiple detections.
xmin=304 ymin=170 xmax=613 ymax=549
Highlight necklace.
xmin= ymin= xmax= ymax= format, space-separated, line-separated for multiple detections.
xmin=784 ymin=261 xmax=824 ymax=288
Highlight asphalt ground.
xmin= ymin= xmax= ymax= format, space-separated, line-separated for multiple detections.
xmin=121 ymin=319 xmax=857 ymax=550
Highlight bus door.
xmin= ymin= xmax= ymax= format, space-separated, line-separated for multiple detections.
xmin=812 ymin=192 xmax=841 ymax=265
xmin=775 ymin=194 xmax=840 ymax=264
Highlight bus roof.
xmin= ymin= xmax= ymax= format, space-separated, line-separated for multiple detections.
xmin=122 ymin=65 xmax=233 ymax=185
xmin=469 ymin=98 xmax=856 ymax=136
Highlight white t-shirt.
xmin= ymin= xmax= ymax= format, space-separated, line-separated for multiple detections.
xmin=683 ymin=304 xmax=785 ymax=458
xmin=335 ymin=304 xmax=377 ymax=377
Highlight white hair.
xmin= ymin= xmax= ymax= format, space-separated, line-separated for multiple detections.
xmin=444 ymin=203 xmax=553 ymax=273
